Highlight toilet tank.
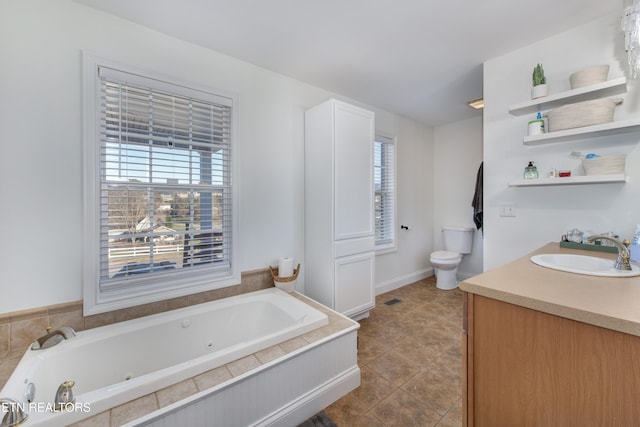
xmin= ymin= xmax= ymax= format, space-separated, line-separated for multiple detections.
xmin=442 ymin=226 xmax=475 ymax=254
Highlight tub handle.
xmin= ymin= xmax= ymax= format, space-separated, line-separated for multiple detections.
xmin=54 ymin=380 xmax=76 ymax=411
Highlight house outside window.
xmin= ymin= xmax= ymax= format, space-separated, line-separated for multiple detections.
xmin=83 ymin=55 xmax=239 ymax=314
xmin=374 ymin=134 xmax=396 ymax=252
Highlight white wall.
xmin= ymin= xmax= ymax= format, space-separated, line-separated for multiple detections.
xmin=374 ymin=119 xmax=434 ymax=293
xmin=0 ymin=0 xmax=433 ymax=313
xmin=433 ymin=116 xmax=484 ymax=278
xmin=484 ymin=12 xmax=640 ymax=270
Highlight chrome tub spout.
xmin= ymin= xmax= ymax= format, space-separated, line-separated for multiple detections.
xmin=31 ymin=326 xmax=76 ymax=350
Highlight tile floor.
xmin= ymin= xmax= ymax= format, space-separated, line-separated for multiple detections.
xmin=325 ymin=276 xmax=463 ymax=427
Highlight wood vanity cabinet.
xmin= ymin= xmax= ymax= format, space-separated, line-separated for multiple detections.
xmin=463 ymin=293 xmax=640 ymax=427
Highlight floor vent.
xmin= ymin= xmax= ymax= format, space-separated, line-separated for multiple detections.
xmin=384 ymin=298 xmax=402 ymax=306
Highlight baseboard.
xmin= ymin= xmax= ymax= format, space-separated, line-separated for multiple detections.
xmin=374 ymin=268 xmax=434 ymax=296
xmin=256 ymin=366 xmax=361 ymax=427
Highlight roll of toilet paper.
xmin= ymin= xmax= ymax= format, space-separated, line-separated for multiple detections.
xmin=278 ymin=257 xmax=294 ymax=278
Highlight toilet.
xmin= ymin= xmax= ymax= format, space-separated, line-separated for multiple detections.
xmin=430 ymin=225 xmax=475 ymax=290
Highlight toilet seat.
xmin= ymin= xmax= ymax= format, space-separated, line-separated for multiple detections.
xmin=430 ymin=250 xmax=461 ymax=263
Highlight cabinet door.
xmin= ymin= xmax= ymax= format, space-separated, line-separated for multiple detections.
xmin=468 ymin=295 xmax=640 ymax=426
xmin=334 ymin=251 xmax=375 ymax=317
xmin=334 ymin=102 xmax=374 ymax=240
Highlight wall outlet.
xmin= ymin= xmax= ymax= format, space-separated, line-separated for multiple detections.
xmin=499 ymin=204 xmax=516 ymax=217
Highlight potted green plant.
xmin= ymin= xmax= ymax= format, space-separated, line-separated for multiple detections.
xmin=531 ymin=63 xmax=548 ymax=99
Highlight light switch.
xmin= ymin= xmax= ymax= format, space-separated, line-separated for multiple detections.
xmin=499 ymin=204 xmax=516 ymax=217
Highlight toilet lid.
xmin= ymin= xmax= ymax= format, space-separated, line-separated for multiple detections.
xmin=431 ymin=250 xmax=460 ymax=260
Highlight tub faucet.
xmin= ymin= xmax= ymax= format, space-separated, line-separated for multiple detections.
xmin=586 ymin=235 xmax=632 ymax=271
xmin=31 ymin=326 xmax=76 ymax=350
xmin=0 ymin=397 xmax=28 ymax=427
xmin=53 ymin=380 xmax=75 ymax=412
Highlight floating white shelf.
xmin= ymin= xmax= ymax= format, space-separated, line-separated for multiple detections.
xmin=522 ymin=118 xmax=640 ymax=145
xmin=508 ymin=77 xmax=627 ymax=116
xmin=508 ymin=174 xmax=627 ymax=187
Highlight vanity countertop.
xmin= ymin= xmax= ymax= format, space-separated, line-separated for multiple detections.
xmin=460 ymin=242 xmax=640 ymax=337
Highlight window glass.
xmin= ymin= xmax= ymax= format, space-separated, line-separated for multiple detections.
xmin=83 ymin=56 xmax=237 ymax=313
xmin=374 ymin=135 xmax=396 ymax=250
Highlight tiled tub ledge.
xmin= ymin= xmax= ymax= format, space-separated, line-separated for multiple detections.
xmin=3 ymin=292 xmax=360 ymax=427
xmin=75 ymin=293 xmax=359 ymax=427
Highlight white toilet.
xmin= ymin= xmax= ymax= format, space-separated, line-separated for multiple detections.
xmin=430 ymin=225 xmax=475 ymax=290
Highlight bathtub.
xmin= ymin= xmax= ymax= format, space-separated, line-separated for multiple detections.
xmin=1 ymin=288 xmax=329 ymax=426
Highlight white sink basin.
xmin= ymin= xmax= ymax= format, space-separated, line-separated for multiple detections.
xmin=530 ymin=253 xmax=640 ymax=277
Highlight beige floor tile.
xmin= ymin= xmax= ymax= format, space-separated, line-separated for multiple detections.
xmin=393 ymin=335 xmax=443 ymax=368
xmin=372 ymin=388 xmax=442 ymax=426
xmin=401 ymin=363 xmax=462 ymax=416
xmin=342 ymin=365 xmax=397 ymax=411
xmin=323 ymin=277 xmax=463 ymax=427
xmin=356 ymin=334 xmax=391 ymax=366
xmin=325 ymin=405 xmax=386 ymax=427
xmin=357 ymin=320 xmax=408 ymax=347
xmin=436 ymin=398 xmax=463 ymax=427
xmin=367 ymin=350 xmax=420 ymax=386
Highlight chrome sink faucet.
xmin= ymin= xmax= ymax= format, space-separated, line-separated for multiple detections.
xmin=586 ymin=235 xmax=632 ymax=271
xmin=31 ymin=326 xmax=76 ymax=350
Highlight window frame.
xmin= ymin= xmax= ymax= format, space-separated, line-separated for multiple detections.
xmin=82 ymin=54 xmax=240 ymax=315
xmin=373 ymin=133 xmax=397 ymax=253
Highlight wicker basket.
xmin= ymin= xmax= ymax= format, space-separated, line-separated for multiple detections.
xmin=545 ymin=98 xmax=622 ymax=132
xmin=269 ymin=263 xmax=300 ymax=293
xmin=582 ymin=154 xmax=625 ymax=176
xmin=569 ymin=65 xmax=610 ymax=89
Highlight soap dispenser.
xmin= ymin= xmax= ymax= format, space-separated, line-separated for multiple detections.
xmin=524 ymin=161 xmax=539 ymax=179
xmin=631 ymin=225 xmax=640 ymax=263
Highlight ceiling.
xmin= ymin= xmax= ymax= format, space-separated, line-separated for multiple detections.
xmin=75 ymin=0 xmax=620 ymax=126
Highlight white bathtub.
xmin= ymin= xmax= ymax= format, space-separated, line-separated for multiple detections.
xmin=1 ymin=288 xmax=329 ymax=426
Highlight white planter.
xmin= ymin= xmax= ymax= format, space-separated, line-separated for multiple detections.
xmin=531 ymin=84 xmax=548 ymax=99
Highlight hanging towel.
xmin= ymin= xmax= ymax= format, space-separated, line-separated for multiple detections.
xmin=471 ymin=162 xmax=483 ymax=230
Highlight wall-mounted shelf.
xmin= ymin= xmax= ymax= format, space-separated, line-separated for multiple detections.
xmin=508 ymin=174 xmax=627 ymax=187
xmin=522 ymin=118 xmax=640 ymax=145
xmin=508 ymin=77 xmax=627 ymax=116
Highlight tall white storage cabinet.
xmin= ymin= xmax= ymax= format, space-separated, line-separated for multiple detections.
xmin=304 ymin=99 xmax=375 ymax=319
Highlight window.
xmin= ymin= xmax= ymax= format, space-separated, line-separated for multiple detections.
xmin=374 ymin=134 xmax=396 ymax=251
xmin=83 ymin=55 xmax=239 ymax=314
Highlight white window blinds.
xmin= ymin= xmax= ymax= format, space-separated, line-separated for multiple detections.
xmin=97 ymin=66 xmax=233 ymax=289
xmin=374 ymin=135 xmax=396 ymax=248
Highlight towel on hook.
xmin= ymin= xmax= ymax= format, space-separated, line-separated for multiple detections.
xmin=471 ymin=162 xmax=483 ymax=230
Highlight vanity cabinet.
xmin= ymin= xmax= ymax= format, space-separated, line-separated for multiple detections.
xmin=463 ymin=293 xmax=640 ymax=426
xmin=304 ymin=99 xmax=375 ymax=319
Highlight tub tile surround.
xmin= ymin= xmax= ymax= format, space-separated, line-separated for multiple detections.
xmin=0 ymin=268 xmax=274 ymax=375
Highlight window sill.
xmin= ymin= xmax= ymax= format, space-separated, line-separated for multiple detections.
xmin=375 ymin=243 xmax=397 ymax=255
